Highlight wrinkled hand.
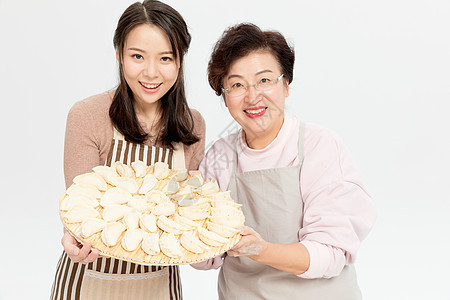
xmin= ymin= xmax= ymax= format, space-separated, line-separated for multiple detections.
xmin=61 ymin=230 xmax=99 ymax=264
xmin=227 ymin=226 xmax=267 ymax=258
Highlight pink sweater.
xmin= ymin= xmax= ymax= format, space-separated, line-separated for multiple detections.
xmin=64 ymin=91 xmax=206 ymax=188
xmin=194 ymin=112 xmax=376 ymax=279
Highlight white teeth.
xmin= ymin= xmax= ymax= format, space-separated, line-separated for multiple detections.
xmin=245 ymin=108 xmax=266 ymax=114
xmin=141 ymin=82 xmax=160 ymax=89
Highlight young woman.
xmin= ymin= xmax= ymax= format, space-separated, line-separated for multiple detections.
xmin=193 ymin=23 xmax=376 ymax=299
xmin=50 ymin=1 xmax=205 ymax=299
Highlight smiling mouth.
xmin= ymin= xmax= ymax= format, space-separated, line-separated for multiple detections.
xmin=140 ymin=82 xmax=162 ymax=89
xmin=244 ymin=107 xmax=267 ymax=114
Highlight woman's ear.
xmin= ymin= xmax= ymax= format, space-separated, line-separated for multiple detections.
xmin=116 ymin=50 xmax=120 ymax=63
xmin=222 ymin=94 xmax=228 ymax=107
xmin=284 ymin=81 xmax=290 ymax=98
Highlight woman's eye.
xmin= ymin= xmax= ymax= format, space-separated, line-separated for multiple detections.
xmin=161 ymin=57 xmax=173 ymax=62
xmin=259 ymin=78 xmax=271 ymax=84
xmin=231 ymin=82 xmax=243 ymax=88
xmin=132 ymin=54 xmax=143 ymax=60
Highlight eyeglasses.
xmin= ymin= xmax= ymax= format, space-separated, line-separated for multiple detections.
xmin=222 ymin=74 xmax=284 ymax=97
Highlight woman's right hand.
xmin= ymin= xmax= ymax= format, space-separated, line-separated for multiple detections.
xmin=61 ymin=229 xmax=99 ymax=264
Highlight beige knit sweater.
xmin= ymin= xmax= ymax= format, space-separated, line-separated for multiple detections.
xmin=63 ymin=91 xmax=206 ymax=188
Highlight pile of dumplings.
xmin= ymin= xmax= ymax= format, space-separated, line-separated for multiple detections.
xmin=59 ymin=161 xmax=245 ymax=264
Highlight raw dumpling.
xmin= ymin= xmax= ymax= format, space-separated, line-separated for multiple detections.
xmin=159 ymin=233 xmax=183 ymax=258
xmin=64 ymin=205 xmax=100 ymax=223
xmin=210 ymin=206 xmax=245 ymax=228
xmin=122 ymin=211 xmax=141 ymax=230
xmin=141 ymin=233 xmax=160 ymax=255
xmin=210 ymin=206 xmax=245 ymax=218
xmin=206 ymin=221 xmax=240 ymax=238
xmin=209 ymin=205 xmax=245 ymax=228
xmin=208 ymin=215 xmax=244 ymax=228
xmin=128 ymin=195 xmax=151 ymax=213
xmin=121 ymin=229 xmax=146 ymax=251
xmin=81 ymin=218 xmax=107 ymax=238
xmin=60 ymin=195 xmax=99 ymax=211
xmin=139 ymin=213 xmax=157 ymax=233
xmin=157 ymin=215 xmax=188 ymax=234
xmin=152 ymin=201 xmax=176 ymax=216
xmin=164 ymin=178 xmax=179 ymax=195
xmin=153 ymin=162 xmax=170 ymax=180
xmin=185 ymin=174 xmax=203 ymax=188
xmin=177 ymin=197 xmax=198 ymax=207
xmin=207 ymin=191 xmax=232 ymax=201
xmin=146 ymin=190 xmax=169 ymax=204
xmin=111 ymin=177 xmax=139 ymax=194
xmin=92 ymin=165 xmax=119 ymax=185
xmin=112 ymin=161 xmax=135 ymax=177
xmin=100 ymin=187 xmax=132 ymax=207
xmin=180 ymin=232 xmax=209 ymax=254
xmin=197 ymin=180 xmax=220 ymax=195
xmin=131 ymin=160 xmax=148 ymax=178
xmin=178 ymin=195 xmax=206 ymax=207
xmin=173 ymin=214 xmax=199 ymax=230
xmin=66 ymin=184 xmax=101 ymax=199
xmin=197 ymin=227 xmax=229 ymax=247
xmin=102 ymin=204 xmax=134 ymax=222
xmin=190 ymin=198 xmax=210 ymax=210
xmin=172 ymin=169 xmax=188 ymax=182
xmin=209 ymin=199 xmax=242 ymax=209
xmin=178 ymin=206 xmax=209 ymax=220
xmin=171 ymin=185 xmax=194 ymax=203
xmin=101 ymin=222 xmax=126 ymax=247
xmin=138 ymin=174 xmax=158 ymax=194
xmin=73 ymin=173 xmax=107 ymax=191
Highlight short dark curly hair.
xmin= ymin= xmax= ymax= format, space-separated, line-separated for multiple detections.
xmin=208 ymin=23 xmax=295 ymax=97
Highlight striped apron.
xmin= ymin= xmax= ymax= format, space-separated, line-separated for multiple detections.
xmin=50 ymin=129 xmax=185 ymax=300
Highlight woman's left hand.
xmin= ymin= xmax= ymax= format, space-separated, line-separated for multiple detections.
xmin=227 ymin=226 xmax=268 ymax=258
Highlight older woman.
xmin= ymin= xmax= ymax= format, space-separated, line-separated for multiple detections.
xmin=193 ymin=23 xmax=376 ymax=299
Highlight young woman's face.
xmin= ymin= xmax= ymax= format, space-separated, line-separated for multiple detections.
xmin=120 ymin=24 xmax=179 ymax=109
xmin=222 ymin=51 xmax=289 ymax=147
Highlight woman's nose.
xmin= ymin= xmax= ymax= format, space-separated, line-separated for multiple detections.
xmin=143 ymin=61 xmax=158 ymax=77
xmin=244 ymin=84 xmax=262 ymax=104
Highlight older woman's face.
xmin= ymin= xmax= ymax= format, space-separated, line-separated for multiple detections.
xmin=223 ymin=51 xmax=289 ymax=148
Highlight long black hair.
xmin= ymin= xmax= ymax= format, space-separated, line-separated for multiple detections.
xmin=110 ymin=0 xmax=199 ymax=148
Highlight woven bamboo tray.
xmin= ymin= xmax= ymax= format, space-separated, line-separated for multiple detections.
xmin=59 ymin=167 xmax=243 ymax=266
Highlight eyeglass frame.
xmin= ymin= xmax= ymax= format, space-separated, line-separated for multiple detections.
xmin=221 ymin=74 xmax=284 ymax=97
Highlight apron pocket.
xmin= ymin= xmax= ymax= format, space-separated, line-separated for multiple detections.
xmin=80 ymin=267 xmax=170 ymax=300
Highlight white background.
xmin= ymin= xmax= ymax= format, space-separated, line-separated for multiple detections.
xmin=1 ymin=0 xmax=449 ymax=299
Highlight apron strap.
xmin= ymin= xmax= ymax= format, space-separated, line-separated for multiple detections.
xmin=231 ymin=131 xmax=240 ymax=175
xmin=172 ymin=142 xmax=185 ymax=169
xmin=113 ymin=127 xmax=125 ymax=141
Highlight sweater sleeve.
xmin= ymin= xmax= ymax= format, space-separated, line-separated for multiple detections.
xmin=297 ymin=127 xmax=376 ymax=278
xmin=185 ymin=109 xmax=206 ymax=171
xmin=63 ymin=100 xmax=102 ymax=189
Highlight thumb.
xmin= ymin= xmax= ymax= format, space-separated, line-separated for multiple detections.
xmin=239 ymin=226 xmax=256 ymax=236
xmin=71 ymin=246 xmax=80 ymax=256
